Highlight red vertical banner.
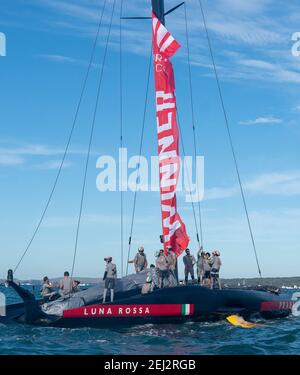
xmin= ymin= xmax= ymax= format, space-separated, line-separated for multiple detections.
xmin=152 ymin=13 xmax=189 ymax=257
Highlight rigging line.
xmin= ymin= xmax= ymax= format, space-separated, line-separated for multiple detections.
xmin=13 ymin=0 xmax=108 ymax=274
xmin=125 ymin=47 xmax=153 ymax=276
xmin=198 ymin=0 xmax=262 ymax=277
xmin=70 ymin=0 xmax=117 ymax=282
xmin=176 ymin=108 xmax=201 ymax=247
xmin=119 ymin=0 xmax=124 ymax=278
xmin=183 ymin=2 xmax=204 ymax=248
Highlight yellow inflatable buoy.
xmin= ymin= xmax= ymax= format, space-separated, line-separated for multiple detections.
xmin=226 ymin=315 xmax=263 ymax=328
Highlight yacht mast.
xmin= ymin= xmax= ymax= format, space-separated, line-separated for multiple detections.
xmin=152 ymin=0 xmax=165 ymax=25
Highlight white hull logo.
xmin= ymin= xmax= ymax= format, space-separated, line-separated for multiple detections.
xmin=0 ymin=292 xmax=6 ymax=317
xmin=292 ymin=292 xmax=300 ymax=317
xmin=83 ymin=306 xmax=150 ymax=317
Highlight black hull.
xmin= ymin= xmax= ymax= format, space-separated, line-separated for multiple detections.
xmin=3 ymin=285 xmax=293 ymax=328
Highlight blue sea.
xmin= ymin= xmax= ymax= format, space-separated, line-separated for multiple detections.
xmin=0 ymin=286 xmax=299 ymax=355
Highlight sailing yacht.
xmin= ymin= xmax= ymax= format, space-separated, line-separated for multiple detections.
xmin=3 ymin=0 xmax=294 ymax=328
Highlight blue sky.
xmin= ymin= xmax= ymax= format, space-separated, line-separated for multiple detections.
xmin=0 ymin=0 xmax=299 ymax=280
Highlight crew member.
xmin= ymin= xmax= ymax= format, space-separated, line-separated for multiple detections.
xmin=103 ymin=257 xmax=117 ymax=303
xmin=72 ymin=280 xmax=81 ymax=293
xmin=128 ymin=246 xmax=148 ymax=273
xmin=197 ymin=248 xmax=205 ymax=285
xmin=141 ymin=269 xmax=153 ymax=294
xmin=167 ymin=246 xmax=177 ymax=286
xmin=41 ymin=276 xmax=58 ymax=301
xmin=203 ymin=252 xmax=212 ymax=287
xmin=183 ymin=248 xmax=196 ymax=285
xmin=210 ymin=250 xmax=222 ymax=290
xmin=155 ymin=249 xmax=169 ymax=288
xmin=59 ymin=271 xmax=72 ymax=296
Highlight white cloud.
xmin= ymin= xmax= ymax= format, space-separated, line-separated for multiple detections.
xmin=222 ymin=56 xmax=300 ymax=84
xmin=41 ymin=0 xmax=101 ymax=22
xmin=239 ymin=116 xmax=283 ymax=125
xmin=34 ymin=160 xmax=72 ymax=170
xmin=0 ymin=141 xmax=93 ymax=168
xmin=38 ymin=54 xmax=101 ymax=68
xmin=19 ymin=0 xmax=300 ymax=86
xmin=0 ymin=142 xmax=90 ymax=157
xmin=189 ymin=0 xmax=285 ymax=47
xmin=244 ymin=171 xmax=300 ymax=195
xmin=238 ymin=59 xmax=276 ymax=70
xmin=1 ymin=144 xmax=65 ymax=156
xmin=205 ymin=20 xmax=283 ymax=46
xmin=204 ymin=185 xmax=238 ymax=200
xmin=204 ymin=170 xmax=300 ymax=200
xmin=183 ymin=2 xmax=300 ymax=85
xmin=218 ymin=0 xmax=272 ymax=14
xmin=39 ymin=54 xmax=77 ymax=63
xmin=41 ymin=211 xmax=157 ymax=229
xmin=0 ymin=154 xmax=24 ymax=166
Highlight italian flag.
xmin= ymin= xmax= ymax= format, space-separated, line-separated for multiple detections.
xmin=181 ymin=304 xmax=193 ymax=316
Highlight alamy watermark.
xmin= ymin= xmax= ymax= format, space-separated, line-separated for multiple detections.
xmin=0 ymin=292 xmax=6 ymax=317
xmin=291 ymin=32 xmax=300 ymax=57
xmin=0 ymin=32 xmax=6 ymax=57
xmin=96 ymin=148 xmax=204 ymax=203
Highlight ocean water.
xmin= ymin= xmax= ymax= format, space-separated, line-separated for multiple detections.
xmin=0 ymin=286 xmax=299 ymax=355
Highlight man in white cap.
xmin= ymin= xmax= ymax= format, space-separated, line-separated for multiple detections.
xmin=129 ymin=246 xmax=148 ymax=273
xmin=210 ymin=250 xmax=222 ymax=290
xmin=103 ymin=257 xmax=117 ymax=303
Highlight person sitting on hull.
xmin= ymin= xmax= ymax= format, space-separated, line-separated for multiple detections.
xmin=41 ymin=276 xmax=58 ymax=302
xmin=59 ymin=271 xmax=73 ymax=297
xmin=210 ymin=250 xmax=222 ymax=290
xmin=128 ymin=246 xmax=148 ymax=273
xmin=155 ymin=249 xmax=169 ymax=288
xmin=72 ymin=280 xmax=81 ymax=293
xmin=103 ymin=257 xmax=117 ymax=303
xmin=183 ymin=248 xmax=196 ymax=285
xmin=141 ymin=267 xmax=154 ymax=294
xmin=197 ymin=247 xmax=205 ymax=285
xmin=150 ymin=264 xmax=160 ymax=291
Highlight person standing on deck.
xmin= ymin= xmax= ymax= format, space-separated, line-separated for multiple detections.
xmin=103 ymin=257 xmax=117 ymax=303
xmin=210 ymin=250 xmax=222 ymax=290
xmin=167 ymin=246 xmax=177 ymax=286
xmin=155 ymin=249 xmax=169 ymax=288
xmin=197 ymin=248 xmax=205 ymax=285
xmin=183 ymin=248 xmax=196 ymax=285
xmin=203 ymin=252 xmax=213 ymax=287
xmin=128 ymin=246 xmax=148 ymax=273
